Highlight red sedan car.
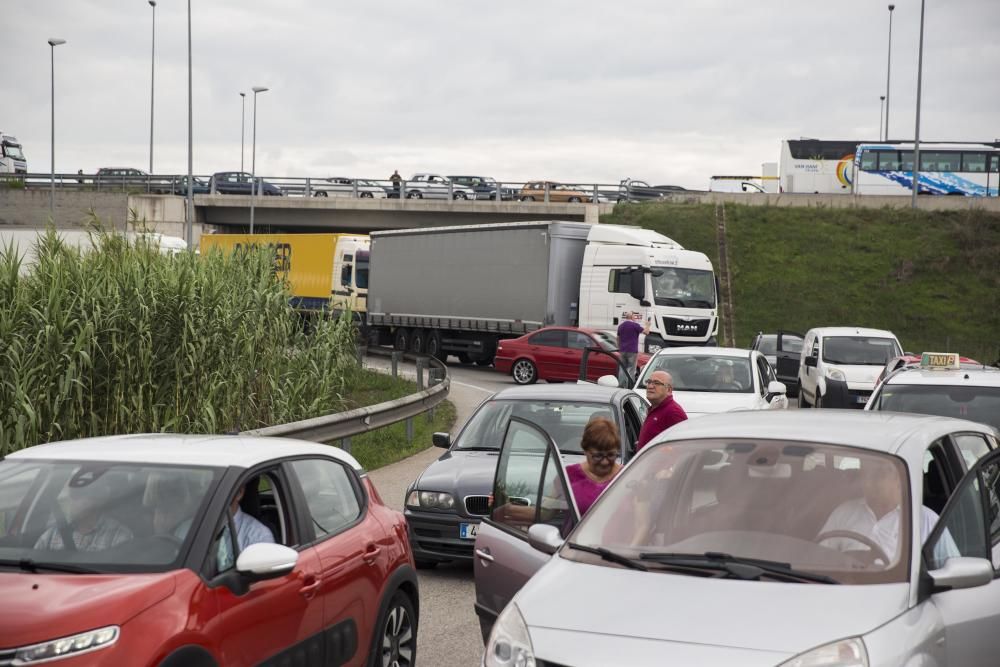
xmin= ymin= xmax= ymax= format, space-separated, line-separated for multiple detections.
xmin=0 ymin=435 xmax=418 ymax=667
xmin=494 ymin=326 xmax=650 ymax=385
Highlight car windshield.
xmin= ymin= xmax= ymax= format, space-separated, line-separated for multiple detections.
xmin=871 ymin=384 xmax=1000 ymax=429
xmin=570 ymin=439 xmax=912 ymax=584
xmin=650 ymin=267 xmax=716 ymax=308
xmin=823 ymin=336 xmax=901 ymax=365
xmin=640 ymin=355 xmax=754 ymax=394
xmin=455 ymin=399 xmax=617 ymax=452
xmin=2 ymin=143 xmax=25 ymax=160
xmin=0 ymin=459 xmax=220 ymax=573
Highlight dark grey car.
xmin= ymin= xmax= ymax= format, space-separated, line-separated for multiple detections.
xmin=403 ymin=384 xmax=648 ymax=568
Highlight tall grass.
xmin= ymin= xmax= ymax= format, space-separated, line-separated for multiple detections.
xmin=0 ymin=226 xmax=359 ymax=455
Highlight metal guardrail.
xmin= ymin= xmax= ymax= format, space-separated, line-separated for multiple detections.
xmin=2 ymin=172 xmax=687 ymax=204
xmin=239 ymin=347 xmax=449 ymax=449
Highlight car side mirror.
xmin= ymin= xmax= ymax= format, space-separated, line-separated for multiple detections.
xmin=597 ymin=375 xmax=620 ymax=388
xmin=528 ymin=523 xmax=564 ymax=556
xmin=929 ymin=557 xmax=994 ymax=592
xmin=639 ymin=299 xmax=651 ymax=307
xmin=236 ymin=543 xmax=298 ymax=581
xmin=629 ymin=271 xmax=645 ymax=301
xmin=804 ymin=356 xmax=818 ymax=368
xmin=432 ymin=432 xmax=451 ymax=449
xmin=767 ymin=381 xmax=787 ymax=396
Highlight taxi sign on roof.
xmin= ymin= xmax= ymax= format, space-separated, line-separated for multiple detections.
xmin=920 ymin=352 xmax=960 ymax=370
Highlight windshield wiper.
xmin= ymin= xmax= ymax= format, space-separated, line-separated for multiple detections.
xmin=567 ymin=542 xmax=648 ymax=571
xmin=656 ymin=297 xmax=685 ymax=307
xmin=1 ymin=558 xmax=100 ymax=575
xmin=638 ymin=551 xmax=838 ymax=584
xmin=685 ymin=300 xmax=714 ymax=308
xmin=455 ymin=446 xmax=500 ymax=452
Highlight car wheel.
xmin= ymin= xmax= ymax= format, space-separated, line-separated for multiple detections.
xmin=406 ymin=191 xmax=423 ymax=199
xmin=361 ymin=191 xmax=374 ymax=198
xmin=414 ymin=558 xmax=438 ymax=570
xmin=520 ymin=196 xmax=535 ymax=202
xmin=797 ymin=391 xmax=809 ymax=408
xmin=568 ymin=196 xmax=582 ymax=203
xmin=512 ymin=359 xmax=538 ymax=384
xmin=453 ymin=192 xmax=467 ymax=200
xmin=314 ymin=190 xmax=328 ymax=197
xmin=371 ymin=590 xmax=417 ymax=667
xmin=393 ymin=328 xmax=409 ymax=352
xmin=814 ymin=392 xmax=823 ymax=408
xmin=409 ymin=329 xmax=426 ymax=355
xmin=426 ymin=330 xmax=443 ymax=360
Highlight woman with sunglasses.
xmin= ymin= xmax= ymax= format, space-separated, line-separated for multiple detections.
xmin=566 ymin=417 xmax=623 ymax=516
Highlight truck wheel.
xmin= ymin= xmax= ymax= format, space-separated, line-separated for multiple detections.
xmin=393 ymin=328 xmax=410 ymax=352
xmin=457 ymin=353 xmax=473 ymax=365
xmin=512 ymin=359 xmax=537 ymax=384
xmin=475 ymin=358 xmax=493 ymax=367
xmin=409 ymin=329 xmax=427 ymax=354
xmin=426 ymin=331 xmax=443 ymax=360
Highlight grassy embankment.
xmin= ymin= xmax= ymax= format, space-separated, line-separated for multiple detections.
xmin=0 ymin=227 xmax=454 ymax=468
xmin=604 ymin=202 xmax=1000 ymax=362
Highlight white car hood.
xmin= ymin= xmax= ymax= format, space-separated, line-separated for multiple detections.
xmin=672 ymin=390 xmax=760 ymax=417
xmin=517 ymin=557 xmax=910 ymax=663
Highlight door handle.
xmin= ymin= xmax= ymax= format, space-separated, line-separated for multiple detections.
xmin=299 ymin=576 xmax=321 ymax=600
xmin=363 ymin=543 xmax=381 ymax=565
xmin=475 ymin=548 xmax=494 ymax=563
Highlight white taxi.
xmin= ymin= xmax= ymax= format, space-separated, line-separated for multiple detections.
xmin=865 ymin=352 xmax=1000 ymax=432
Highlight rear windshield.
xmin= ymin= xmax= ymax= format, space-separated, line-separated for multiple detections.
xmin=871 ymin=384 xmax=1000 ymax=430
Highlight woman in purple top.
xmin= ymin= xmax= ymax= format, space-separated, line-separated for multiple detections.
xmin=567 ymin=417 xmax=623 ymax=516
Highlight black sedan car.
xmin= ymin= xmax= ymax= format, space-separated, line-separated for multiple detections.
xmin=404 ymin=383 xmax=648 ymax=567
xmin=210 ymin=171 xmax=283 ymax=196
xmin=617 ymin=177 xmax=687 ymax=202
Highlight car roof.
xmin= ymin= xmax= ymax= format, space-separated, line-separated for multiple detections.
xmin=653 ymin=409 xmax=994 ymax=455
xmin=492 ymin=384 xmax=630 ymax=404
xmin=651 ymin=346 xmax=753 ymax=359
xmin=883 ymin=366 xmax=1000 ymax=387
xmin=6 ymin=434 xmax=363 ymax=471
xmin=807 ymin=326 xmax=898 ymax=338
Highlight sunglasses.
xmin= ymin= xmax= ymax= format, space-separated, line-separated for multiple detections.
xmin=586 ymin=450 xmax=619 ymax=462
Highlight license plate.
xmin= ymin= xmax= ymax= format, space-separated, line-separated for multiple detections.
xmin=856 ymin=395 xmax=869 ymax=404
xmin=459 ymin=523 xmax=479 ymax=540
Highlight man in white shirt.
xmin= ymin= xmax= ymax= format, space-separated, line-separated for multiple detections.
xmin=818 ymin=458 xmax=960 ymax=568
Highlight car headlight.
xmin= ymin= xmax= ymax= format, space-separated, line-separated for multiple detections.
xmin=779 ymin=637 xmax=868 ymax=667
xmin=406 ymin=490 xmax=456 ymax=510
xmin=15 ymin=626 xmax=120 ymax=663
xmin=485 ymin=603 xmax=535 ymax=667
xmin=825 ymin=367 xmax=846 ymax=382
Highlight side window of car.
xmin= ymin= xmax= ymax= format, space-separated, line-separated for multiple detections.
xmin=289 ymin=458 xmax=363 ymax=542
xmin=925 ymin=471 xmax=987 ymax=570
xmin=755 ymin=357 xmax=771 ymax=395
xmin=566 ymin=332 xmax=592 ymax=350
xmin=622 ymin=400 xmax=642 ymax=456
xmin=528 ymin=330 xmax=565 ymax=347
xmin=608 ymin=270 xmax=631 ymax=294
xmin=954 ymin=433 xmax=993 ymax=470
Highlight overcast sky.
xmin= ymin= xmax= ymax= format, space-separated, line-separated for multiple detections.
xmin=5 ymin=0 xmax=998 ymax=189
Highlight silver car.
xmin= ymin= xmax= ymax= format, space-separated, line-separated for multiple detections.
xmin=403 ymin=173 xmax=477 ymax=200
xmin=475 ymin=410 xmax=1000 ymax=666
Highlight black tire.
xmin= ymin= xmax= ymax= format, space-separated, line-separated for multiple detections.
xmin=393 ymin=328 xmax=410 ymax=352
xmin=453 ymin=192 xmax=468 ymax=200
xmin=568 ymin=196 xmax=582 ymax=203
xmin=407 ymin=191 xmax=423 ymax=199
xmin=314 ymin=190 xmax=328 ymax=197
xmin=512 ymin=358 xmax=537 ymax=384
xmin=520 ymin=196 xmax=535 ymax=202
xmin=369 ymin=590 xmax=417 ymax=667
xmin=814 ymin=391 xmax=823 ymax=408
xmin=457 ymin=352 xmax=473 ymax=365
xmin=414 ymin=558 xmax=438 ymax=570
xmin=409 ymin=329 xmax=426 ymax=355
xmin=361 ymin=191 xmax=374 ymax=198
xmin=426 ymin=330 xmax=443 ymax=360
xmin=798 ymin=391 xmax=810 ymax=408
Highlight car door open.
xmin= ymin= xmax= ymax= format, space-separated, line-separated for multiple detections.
xmin=472 ymin=417 xmax=578 ymax=644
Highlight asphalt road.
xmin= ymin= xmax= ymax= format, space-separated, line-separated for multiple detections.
xmin=364 ymin=354 xmax=512 ymax=667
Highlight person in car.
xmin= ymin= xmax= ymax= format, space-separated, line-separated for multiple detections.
xmin=566 ymin=417 xmax=624 ymax=516
xmin=712 ymin=362 xmax=742 ymax=391
xmin=215 ymin=482 xmax=276 ymax=571
xmin=818 ymin=458 xmax=960 ymax=567
xmin=35 ymin=482 xmax=133 ymax=552
xmin=637 ymin=370 xmax=688 ymax=451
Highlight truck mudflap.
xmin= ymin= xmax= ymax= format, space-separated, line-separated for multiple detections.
xmin=821 ymin=378 xmax=852 ymax=409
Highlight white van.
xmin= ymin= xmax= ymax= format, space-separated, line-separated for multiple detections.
xmin=798 ymin=327 xmax=902 ymax=409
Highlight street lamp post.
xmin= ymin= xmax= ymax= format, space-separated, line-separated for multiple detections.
xmin=249 ymin=86 xmax=268 ymax=234
xmin=879 ymin=95 xmax=886 ymax=142
xmin=48 ymin=38 xmax=66 ymax=222
xmin=912 ymin=0 xmax=926 ymax=210
xmin=884 ymin=4 xmax=895 ymax=141
xmin=240 ymin=92 xmax=246 ymax=172
xmin=148 ymin=0 xmax=156 ymax=174
xmin=185 ymin=0 xmax=194 ymax=246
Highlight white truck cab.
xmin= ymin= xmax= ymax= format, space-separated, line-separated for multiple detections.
xmin=330 ymin=234 xmax=370 ymax=318
xmin=799 ymin=326 xmax=902 ymax=409
xmin=0 ymin=133 xmax=27 ymax=174
xmin=579 ymin=225 xmax=718 ymax=351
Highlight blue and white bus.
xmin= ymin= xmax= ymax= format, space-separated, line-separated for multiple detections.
xmin=852 ymin=142 xmax=1000 ymax=196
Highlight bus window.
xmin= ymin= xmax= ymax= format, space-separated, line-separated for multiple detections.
xmin=963 ymin=153 xmax=987 ymax=173
xmin=860 ymin=150 xmax=879 ymax=171
xmin=879 ymin=151 xmax=901 ymax=171
xmin=988 ymin=155 xmax=999 ymax=174
xmin=920 ymin=151 xmax=959 ymax=171
xmin=900 ymin=151 xmax=915 ymax=171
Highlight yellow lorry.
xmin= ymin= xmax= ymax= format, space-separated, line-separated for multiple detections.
xmin=199 ymin=233 xmax=369 ymax=317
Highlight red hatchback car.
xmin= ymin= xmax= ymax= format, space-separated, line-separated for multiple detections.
xmin=0 ymin=435 xmax=418 ymax=667
xmin=494 ymin=326 xmax=650 ymax=385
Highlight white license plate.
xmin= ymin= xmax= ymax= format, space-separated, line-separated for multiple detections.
xmin=459 ymin=523 xmax=479 ymax=540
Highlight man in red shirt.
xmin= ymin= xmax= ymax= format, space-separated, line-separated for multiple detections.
xmin=636 ymin=370 xmax=687 ymax=451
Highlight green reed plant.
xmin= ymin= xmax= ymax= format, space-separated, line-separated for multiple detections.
xmin=0 ymin=226 xmax=359 ymax=454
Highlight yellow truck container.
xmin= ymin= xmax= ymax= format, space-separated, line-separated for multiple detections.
xmin=199 ymin=233 xmax=369 ymax=317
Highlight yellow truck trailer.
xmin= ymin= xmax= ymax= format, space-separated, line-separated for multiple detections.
xmin=199 ymin=233 xmax=369 ymax=317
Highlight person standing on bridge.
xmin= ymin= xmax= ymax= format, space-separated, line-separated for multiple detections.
xmin=390 ymin=170 xmax=402 ymax=197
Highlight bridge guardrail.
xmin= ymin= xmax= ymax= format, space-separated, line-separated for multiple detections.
xmin=239 ymin=347 xmax=450 ymax=449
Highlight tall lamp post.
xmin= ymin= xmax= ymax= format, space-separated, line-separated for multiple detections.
xmin=879 ymin=95 xmax=886 ymax=142
xmin=148 ymin=0 xmax=156 ymax=174
xmin=884 ymin=4 xmax=895 ymax=141
xmin=912 ymin=0 xmax=926 ymax=210
xmin=240 ymin=92 xmax=246 ymax=172
xmin=249 ymin=85 xmax=268 ymax=234
xmin=185 ymin=0 xmax=194 ymax=246
xmin=48 ymin=38 xmax=66 ymax=222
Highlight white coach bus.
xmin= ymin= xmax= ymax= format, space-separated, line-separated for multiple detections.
xmin=779 ymin=139 xmax=862 ymax=194
xmin=852 ymin=142 xmax=1000 ymax=197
